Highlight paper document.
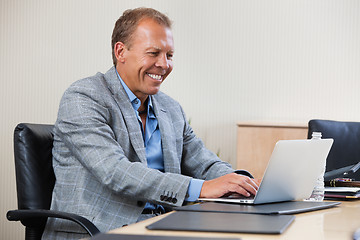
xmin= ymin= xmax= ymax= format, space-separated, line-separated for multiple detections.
xmin=325 ymin=187 xmax=360 ymax=193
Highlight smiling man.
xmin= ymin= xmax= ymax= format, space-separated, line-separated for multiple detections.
xmin=42 ymin=8 xmax=259 ymax=240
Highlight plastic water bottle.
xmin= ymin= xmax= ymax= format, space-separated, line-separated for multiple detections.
xmin=306 ymin=132 xmax=326 ymax=201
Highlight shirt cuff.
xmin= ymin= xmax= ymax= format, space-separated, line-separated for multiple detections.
xmin=185 ymin=178 xmax=204 ymax=202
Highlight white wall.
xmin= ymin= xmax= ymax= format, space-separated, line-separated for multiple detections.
xmin=1 ymin=0 xmax=359 ymax=238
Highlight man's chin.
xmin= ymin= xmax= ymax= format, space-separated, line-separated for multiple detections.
xmin=147 ymin=87 xmax=161 ymax=96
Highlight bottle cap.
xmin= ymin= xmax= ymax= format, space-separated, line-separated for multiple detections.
xmin=312 ymin=132 xmax=322 ymax=139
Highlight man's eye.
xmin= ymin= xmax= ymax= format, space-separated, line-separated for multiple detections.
xmin=149 ymin=52 xmax=159 ymax=56
xmin=167 ymin=53 xmax=173 ymax=59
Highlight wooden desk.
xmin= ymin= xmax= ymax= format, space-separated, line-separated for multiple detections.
xmin=108 ymin=201 xmax=360 ymax=239
xmin=237 ymin=122 xmax=308 ymax=178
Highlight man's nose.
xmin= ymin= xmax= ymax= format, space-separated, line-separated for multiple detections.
xmin=155 ymin=54 xmax=170 ymax=69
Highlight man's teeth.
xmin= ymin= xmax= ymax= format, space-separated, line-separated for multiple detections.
xmin=147 ymin=73 xmax=162 ymax=80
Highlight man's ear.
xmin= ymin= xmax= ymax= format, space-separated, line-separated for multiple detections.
xmin=114 ymin=42 xmax=126 ymax=63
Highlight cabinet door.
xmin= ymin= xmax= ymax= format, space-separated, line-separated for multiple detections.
xmin=237 ymin=123 xmax=307 ymax=178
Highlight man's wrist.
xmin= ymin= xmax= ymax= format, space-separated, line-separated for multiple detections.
xmin=185 ymin=178 xmax=204 ymax=202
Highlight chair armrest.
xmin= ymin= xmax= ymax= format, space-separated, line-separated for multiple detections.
xmin=6 ymin=209 xmax=100 ymax=237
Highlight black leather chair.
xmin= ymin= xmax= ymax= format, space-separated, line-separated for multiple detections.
xmin=308 ymin=119 xmax=360 ymax=181
xmin=6 ymin=123 xmax=100 ymax=240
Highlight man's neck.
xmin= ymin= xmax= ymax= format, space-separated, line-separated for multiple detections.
xmin=138 ymin=97 xmax=149 ymax=113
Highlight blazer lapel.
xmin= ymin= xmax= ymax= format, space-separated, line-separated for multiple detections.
xmin=103 ymin=67 xmax=147 ymax=163
xmin=152 ymin=95 xmax=181 ymax=174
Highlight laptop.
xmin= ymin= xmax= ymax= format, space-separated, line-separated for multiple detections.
xmin=199 ymin=139 xmax=333 ymax=204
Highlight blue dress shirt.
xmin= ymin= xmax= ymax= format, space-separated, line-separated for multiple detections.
xmin=115 ymin=70 xmax=203 ymax=204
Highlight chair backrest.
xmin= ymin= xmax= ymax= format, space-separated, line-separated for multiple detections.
xmin=308 ymin=119 xmax=360 ymax=180
xmin=13 ymin=123 xmax=55 ymax=229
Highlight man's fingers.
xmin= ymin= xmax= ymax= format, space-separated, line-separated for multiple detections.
xmin=200 ymin=174 xmax=262 ymax=199
xmin=230 ymin=175 xmax=259 ymax=196
xmin=246 ymin=177 xmax=259 ymax=190
xmin=228 ymin=184 xmax=252 ymax=197
xmin=241 ymin=180 xmax=257 ymax=196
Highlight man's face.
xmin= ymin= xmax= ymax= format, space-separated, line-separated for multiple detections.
xmin=115 ymin=18 xmax=174 ymax=102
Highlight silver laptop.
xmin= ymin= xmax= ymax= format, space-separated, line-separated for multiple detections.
xmin=199 ymin=139 xmax=333 ymax=204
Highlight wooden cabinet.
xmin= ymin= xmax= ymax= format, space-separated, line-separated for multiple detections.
xmin=236 ymin=122 xmax=308 ymax=179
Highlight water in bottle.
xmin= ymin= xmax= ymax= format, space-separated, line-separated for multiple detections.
xmin=306 ymin=132 xmax=326 ymax=201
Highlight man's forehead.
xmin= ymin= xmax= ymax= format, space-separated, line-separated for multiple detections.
xmin=135 ymin=19 xmax=171 ymax=34
xmin=131 ymin=20 xmax=174 ymax=49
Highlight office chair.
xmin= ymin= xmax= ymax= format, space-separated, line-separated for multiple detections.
xmin=6 ymin=123 xmax=100 ymax=240
xmin=308 ymin=119 xmax=360 ymax=181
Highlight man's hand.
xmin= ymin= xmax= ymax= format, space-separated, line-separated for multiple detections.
xmin=199 ymin=173 xmax=261 ymax=198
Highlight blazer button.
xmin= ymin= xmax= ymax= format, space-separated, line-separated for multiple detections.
xmin=172 ymin=198 xmax=177 ymax=204
xmin=137 ymin=201 xmax=144 ymax=207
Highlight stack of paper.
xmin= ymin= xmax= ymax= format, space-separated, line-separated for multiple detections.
xmin=325 ymin=187 xmax=360 ymax=199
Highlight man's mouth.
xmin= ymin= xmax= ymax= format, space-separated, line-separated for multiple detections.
xmin=146 ymin=73 xmax=163 ymax=81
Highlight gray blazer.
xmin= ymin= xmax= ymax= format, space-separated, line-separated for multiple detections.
xmin=43 ymin=66 xmax=234 ymax=239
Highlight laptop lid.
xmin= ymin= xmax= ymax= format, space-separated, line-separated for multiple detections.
xmin=199 ymin=139 xmax=333 ymax=204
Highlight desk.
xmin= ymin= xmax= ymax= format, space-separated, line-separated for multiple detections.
xmin=108 ymin=201 xmax=360 ymax=239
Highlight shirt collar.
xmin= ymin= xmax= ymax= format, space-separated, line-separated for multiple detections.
xmin=115 ymin=68 xmax=153 ymax=114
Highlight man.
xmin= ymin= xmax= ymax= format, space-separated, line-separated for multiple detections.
xmin=43 ymin=7 xmax=259 ymax=239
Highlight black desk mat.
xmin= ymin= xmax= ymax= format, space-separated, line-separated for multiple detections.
xmin=146 ymin=211 xmax=295 ymax=234
xmin=175 ymin=201 xmax=340 ymax=215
